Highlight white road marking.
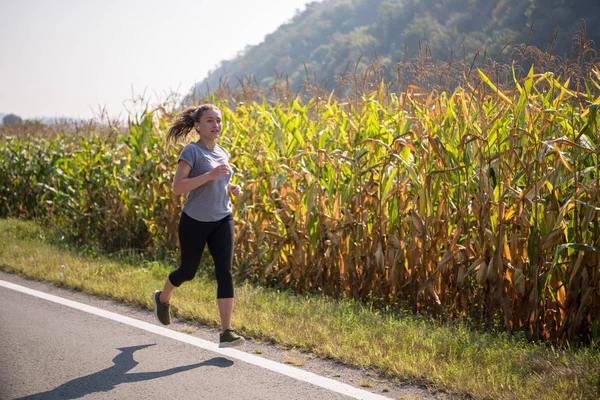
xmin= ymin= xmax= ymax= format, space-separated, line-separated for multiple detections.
xmin=0 ymin=279 xmax=390 ymax=400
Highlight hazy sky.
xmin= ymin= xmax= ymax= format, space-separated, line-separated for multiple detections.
xmin=0 ymin=0 xmax=321 ymax=120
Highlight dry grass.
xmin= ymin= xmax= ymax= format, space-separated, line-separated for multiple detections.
xmin=283 ymin=356 xmax=306 ymax=367
xmin=178 ymin=326 xmax=197 ymax=334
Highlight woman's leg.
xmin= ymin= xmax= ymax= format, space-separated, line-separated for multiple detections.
xmin=163 ymin=212 xmax=208 ymax=303
xmin=159 ymin=279 xmax=176 ymax=304
xmin=217 ymin=298 xmax=235 ymax=332
xmin=208 ymin=215 xmax=244 ymax=347
xmin=154 ymin=213 xmax=210 ymax=325
xmin=207 ymin=215 xmax=235 ymax=333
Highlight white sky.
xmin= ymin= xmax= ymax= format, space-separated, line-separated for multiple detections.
xmin=0 ymin=0 xmax=321 ymax=120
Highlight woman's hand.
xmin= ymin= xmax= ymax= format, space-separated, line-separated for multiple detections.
xmin=210 ymin=164 xmax=230 ymax=180
xmin=228 ymin=183 xmax=242 ymax=197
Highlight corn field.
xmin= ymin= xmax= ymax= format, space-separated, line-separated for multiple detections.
xmin=1 ymin=65 xmax=599 ymax=343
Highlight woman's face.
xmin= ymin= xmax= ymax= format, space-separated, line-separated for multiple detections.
xmin=194 ymin=109 xmax=222 ymax=141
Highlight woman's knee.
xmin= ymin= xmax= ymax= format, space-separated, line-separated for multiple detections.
xmin=215 ymin=269 xmax=233 ymax=296
xmin=169 ymin=267 xmax=197 ymax=286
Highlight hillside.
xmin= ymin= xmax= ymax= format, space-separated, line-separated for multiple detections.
xmin=193 ymin=0 xmax=599 ymax=96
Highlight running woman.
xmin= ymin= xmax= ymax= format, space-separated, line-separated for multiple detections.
xmin=152 ymin=104 xmax=245 ymax=348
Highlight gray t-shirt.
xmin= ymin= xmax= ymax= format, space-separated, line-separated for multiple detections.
xmin=178 ymin=142 xmax=232 ymax=222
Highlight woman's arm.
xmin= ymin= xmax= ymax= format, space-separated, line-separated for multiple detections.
xmin=172 ymin=161 xmax=229 ymax=195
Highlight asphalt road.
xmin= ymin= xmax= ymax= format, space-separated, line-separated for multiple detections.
xmin=0 ymin=279 xmax=389 ymax=400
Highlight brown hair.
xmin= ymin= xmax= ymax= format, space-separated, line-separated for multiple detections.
xmin=166 ymin=104 xmax=221 ymax=144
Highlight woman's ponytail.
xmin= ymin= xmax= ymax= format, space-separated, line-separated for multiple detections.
xmin=166 ymin=107 xmax=197 ymax=144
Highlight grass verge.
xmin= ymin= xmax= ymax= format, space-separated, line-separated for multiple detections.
xmin=1 ymin=218 xmax=598 ymax=399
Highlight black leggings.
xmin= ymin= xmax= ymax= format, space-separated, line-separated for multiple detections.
xmin=168 ymin=212 xmax=234 ymax=299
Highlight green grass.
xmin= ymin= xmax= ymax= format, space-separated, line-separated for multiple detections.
xmin=1 ymin=218 xmax=598 ymax=399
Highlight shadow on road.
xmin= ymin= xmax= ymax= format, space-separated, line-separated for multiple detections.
xmin=17 ymin=344 xmax=234 ymax=399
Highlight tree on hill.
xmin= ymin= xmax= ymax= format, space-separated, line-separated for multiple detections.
xmin=3 ymin=114 xmax=22 ymax=125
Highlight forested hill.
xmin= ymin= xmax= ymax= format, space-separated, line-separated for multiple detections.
xmin=193 ymin=0 xmax=599 ymax=96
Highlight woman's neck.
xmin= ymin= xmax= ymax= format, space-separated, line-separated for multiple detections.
xmin=197 ymin=138 xmax=216 ymax=150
